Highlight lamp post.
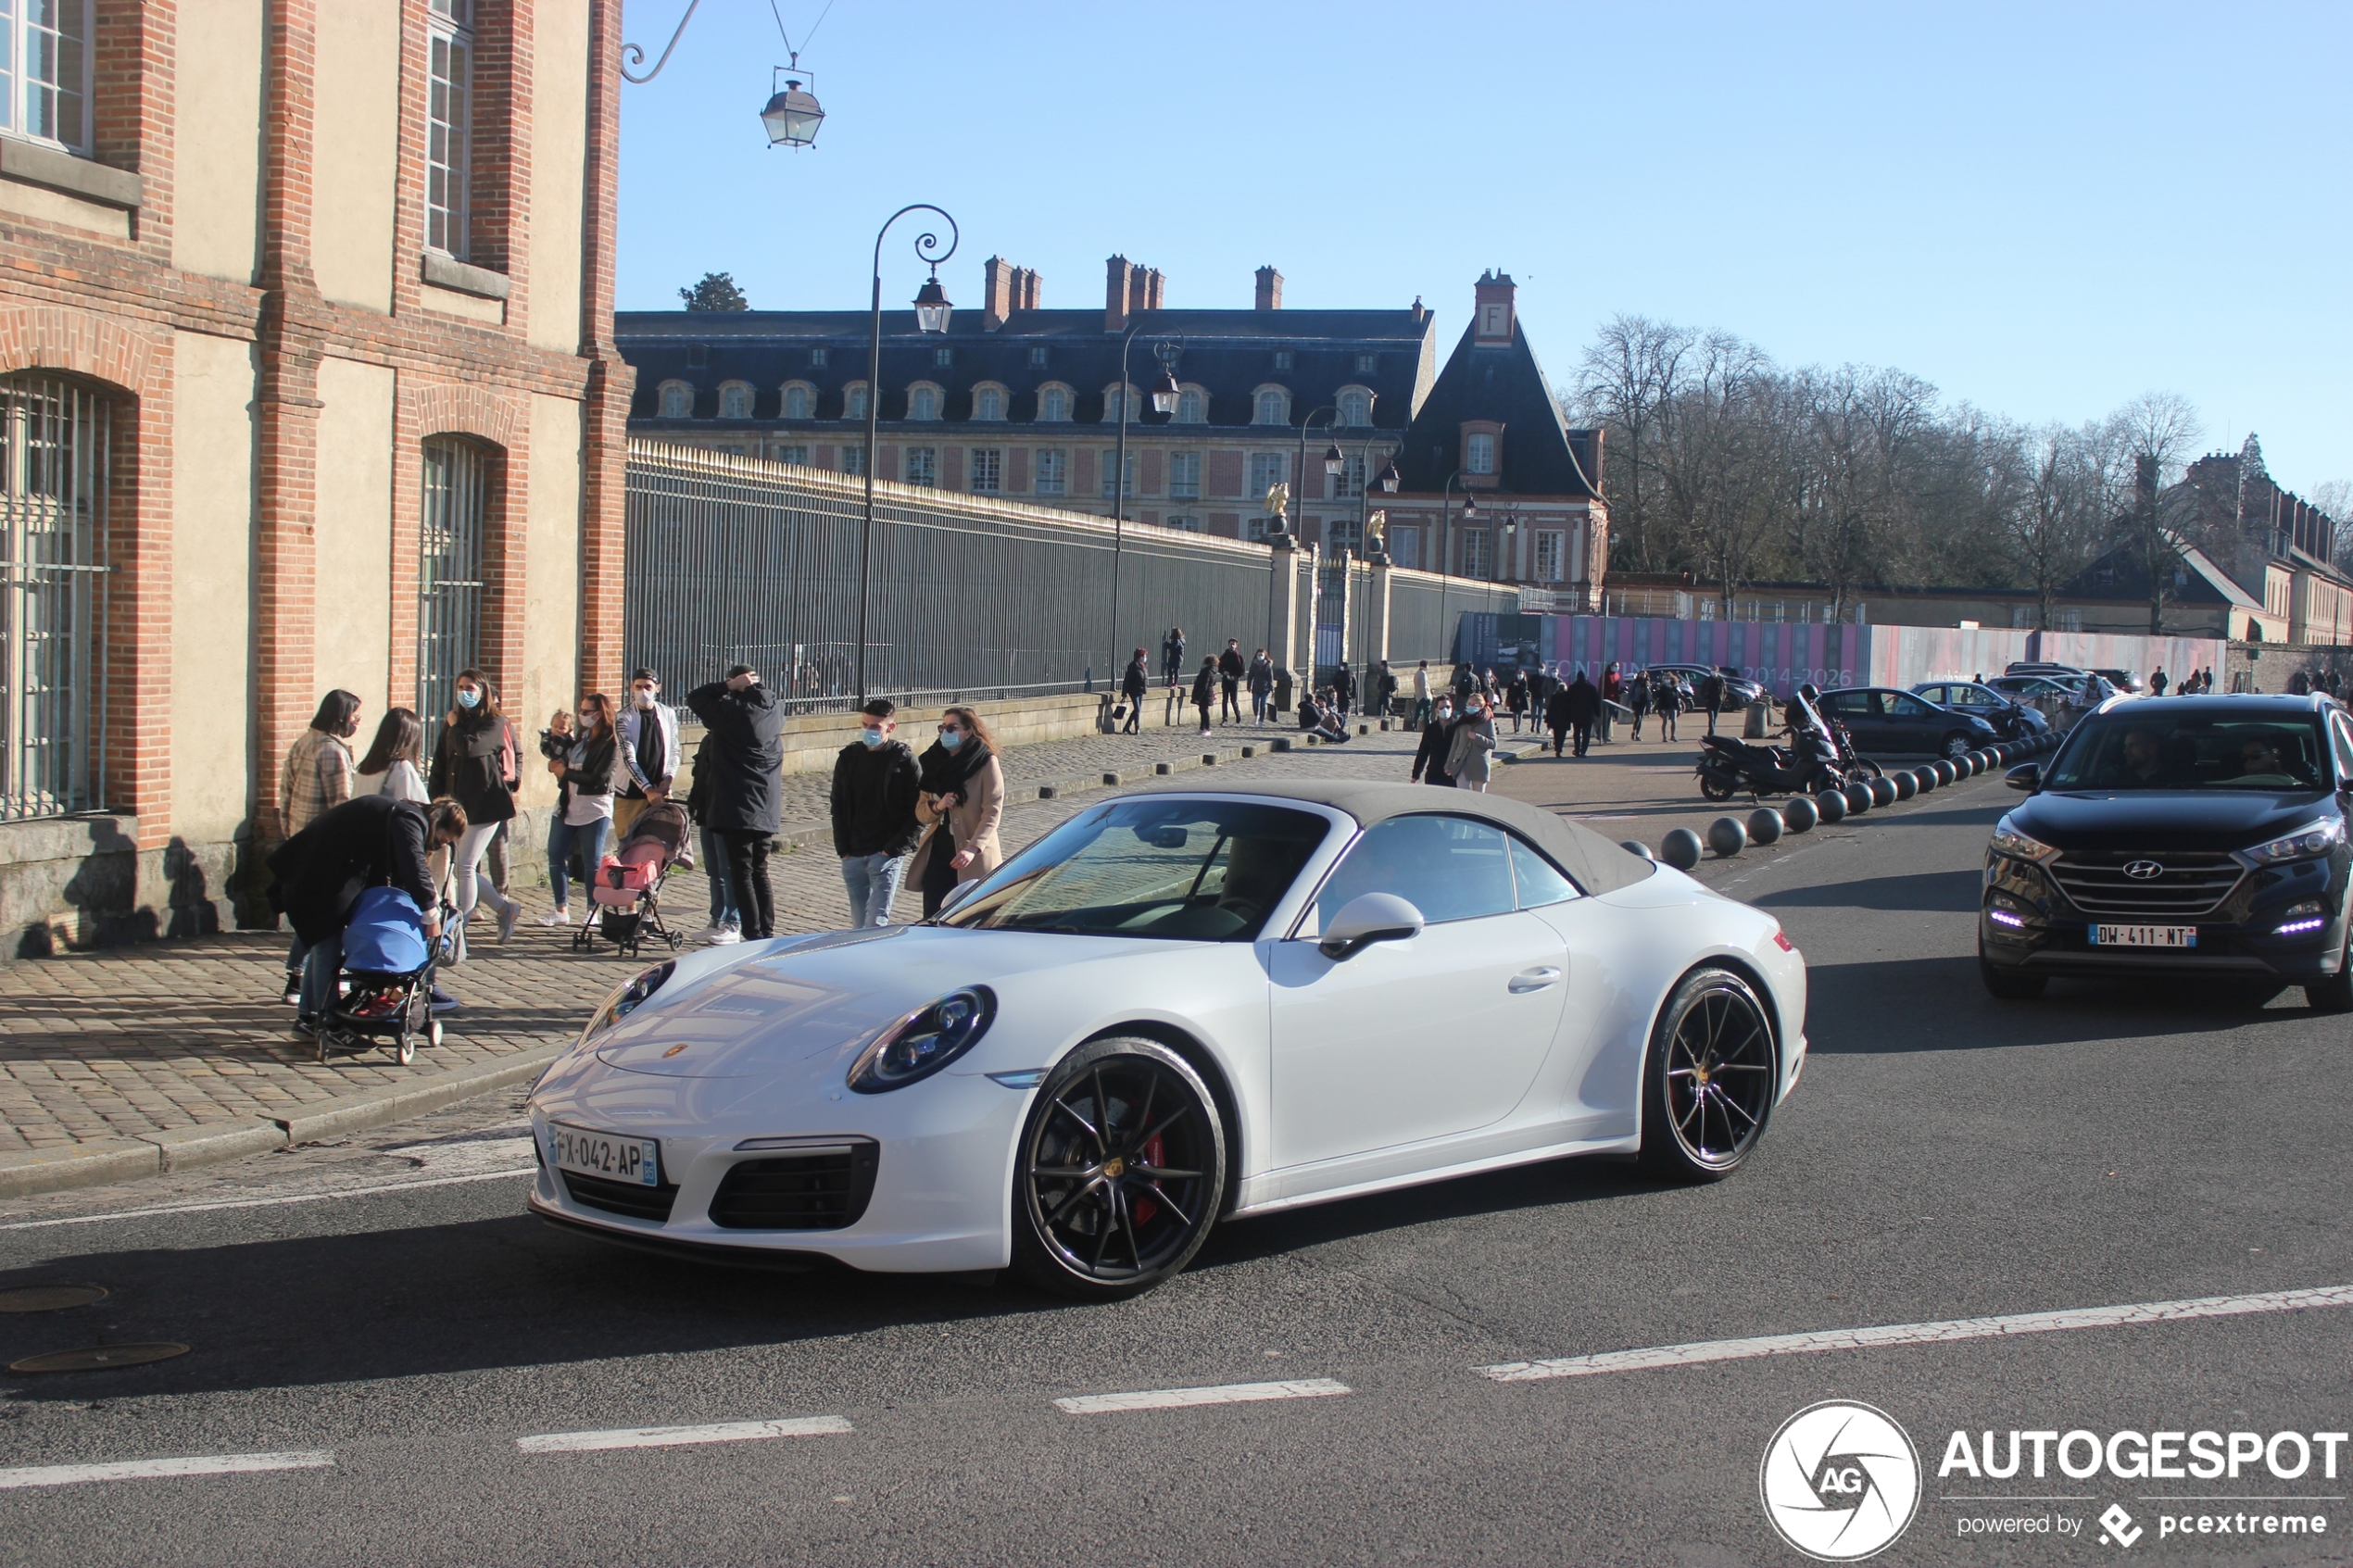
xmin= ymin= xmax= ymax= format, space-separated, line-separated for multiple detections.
xmin=1288 ymin=407 xmax=1342 ymax=544
xmin=859 ymin=205 xmax=958 ymax=703
xmin=1354 ymin=447 xmax=1399 ymax=681
xmin=1106 ymin=325 xmax=1180 ymax=682
xmin=1437 ymin=470 xmax=1478 ymax=672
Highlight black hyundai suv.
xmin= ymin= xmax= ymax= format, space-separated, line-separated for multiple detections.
xmin=1980 ymin=695 xmax=2353 ymax=1010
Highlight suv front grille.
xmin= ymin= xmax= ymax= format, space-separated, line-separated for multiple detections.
xmin=561 ymin=1171 xmax=680 ymax=1223
xmin=2047 ymin=851 xmax=2244 ymax=919
xmin=709 ymin=1141 xmax=879 ymax=1231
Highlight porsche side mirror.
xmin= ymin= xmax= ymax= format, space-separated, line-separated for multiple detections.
xmin=2005 ymin=763 xmax=2040 ymax=792
xmin=1317 ymin=893 xmax=1425 ymax=960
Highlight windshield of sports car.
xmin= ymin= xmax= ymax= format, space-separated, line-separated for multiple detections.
xmin=2043 ymin=713 xmax=2333 ymax=792
xmin=939 ymin=799 xmax=1331 ymax=941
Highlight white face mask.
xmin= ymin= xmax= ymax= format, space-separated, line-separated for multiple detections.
xmin=633 ymin=688 xmax=657 ymax=709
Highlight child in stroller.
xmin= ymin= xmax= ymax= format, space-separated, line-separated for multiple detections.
xmin=319 ymin=884 xmax=455 ymax=1066
xmin=576 ymin=798 xmax=690 ymax=958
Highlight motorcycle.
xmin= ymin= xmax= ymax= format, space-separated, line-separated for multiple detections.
xmin=1692 ymin=692 xmax=1857 ymax=800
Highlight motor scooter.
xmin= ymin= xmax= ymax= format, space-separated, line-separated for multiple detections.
xmin=1693 ymin=692 xmax=1849 ymax=800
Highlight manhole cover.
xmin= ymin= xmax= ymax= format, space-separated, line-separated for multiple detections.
xmin=0 ymin=1285 xmax=108 ymax=1313
xmin=8 ymin=1343 xmax=188 ymax=1374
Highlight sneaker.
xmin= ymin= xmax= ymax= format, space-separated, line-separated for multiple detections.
xmin=291 ymin=1013 xmax=321 ymax=1041
xmin=536 ymin=909 xmax=573 ymax=927
xmin=707 ymin=923 xmax=743 ymax=947
xmin=429 ymin=985 xmax=462 ymax=1012
xmin=497 ymin=899 xmax=522 ymax=945
xmin=282 ymin=972 xmax=301 ymax=1006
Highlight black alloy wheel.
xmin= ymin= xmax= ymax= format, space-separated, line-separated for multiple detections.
xmin=1013 ymin=1037 xmax=1227 ymax=1300
xmin=1639 ymin=968 xmax=1777 ymax=1181
xmin=1699 ymin=772 xmax=1737 ymax=803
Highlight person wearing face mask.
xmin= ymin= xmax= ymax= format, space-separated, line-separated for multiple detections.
xmin=612 ymin=667 xmax=678 ymax=839
xmin=538 ymin=694 xmax=618 ymax=925
xmin=830 ymin=699 xmax=922 ymax=927
xmin=1446 ymin=696 xmax=1499 ymax=792
xmin=908 ymin=707 xmax=1005 ymax=919
xmin=1411 ymin=696 xmax=1458 ymax=787
xmin=275 ymin=688 xmax=364 ymax=1005
xmin=429 ymin=667 xmax=522 ymax=960
xmin=687 ymin=664 xmax=786 ymax=942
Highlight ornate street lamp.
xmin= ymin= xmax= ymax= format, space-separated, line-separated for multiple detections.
xmin=858 ymin=205 xmax=958 ymax=702
xmin=1106 ymin=332 xmax=1178 ymax=681
xmin=760 ymin=68 xmax=826 ymax=149
xmin=1151 ymin=366 xmax=1182 ymax=416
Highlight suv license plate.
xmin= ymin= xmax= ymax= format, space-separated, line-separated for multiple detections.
xmin=549 ymin=1124 xmax=661 ymax=1185
xmin=2092 ymin=924 xmax=2196 ymax=948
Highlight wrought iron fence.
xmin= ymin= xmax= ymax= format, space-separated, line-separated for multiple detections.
xmin=0 ymin=375 xmax=108 ymax=822
xmin=624 ymin=444 xmax=1280 ymax=715
xmin=1386 ymin=565 xmax=1521 ymax=666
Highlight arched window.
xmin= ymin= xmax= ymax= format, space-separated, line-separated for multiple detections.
xmin=658 ymin=381 xmax=694 ymax=419
xmin=1254 ymin=387 xmax=1290 ymax=425
xmin=1339 ymin=388 xmax=1372 ymax=427
xmin=781 ymin=383 xmax=813 ymax=420
xmin=1175 ymin=387 xmax=1205 ymax=424
xmin=843 ymin=383 xmax=869 ymax=420
xmin=718 ymin=382 xmax=754 ymax=420
xmin=1038 ymin=385 xmax=1072 ymax=422
xmin=909 ymin=384 xmax=941 ymax=421
xmin=975 ymin=385 xmax=1006 ymax=421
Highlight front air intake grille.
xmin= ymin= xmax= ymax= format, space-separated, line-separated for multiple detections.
xmin=561 ymin=1171 xmax=680 ymax=1223
xmin=2046 ymin=851 xmax=2244 ymax=920
xmin=709 ymin=1141 xmax=879 ymax=1231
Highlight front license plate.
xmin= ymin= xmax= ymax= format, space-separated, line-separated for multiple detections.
xmin=548 ymin=1124 xmax=661 ymax=1185
xmin=2091 ymin=924 xmax=2197 ymax=948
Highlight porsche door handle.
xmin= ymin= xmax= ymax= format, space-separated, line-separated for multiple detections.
xmin=1508 ymin=966 xmax=1563 ymax=993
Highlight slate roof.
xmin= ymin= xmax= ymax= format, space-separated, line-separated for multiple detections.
xmin=2064 ymin=533 xmax=2261 ymax=610
xmin=614 ymin=307 xmax=1436 ymax=430
xmin=1389 ymin=318 xmax=1603 ymax=500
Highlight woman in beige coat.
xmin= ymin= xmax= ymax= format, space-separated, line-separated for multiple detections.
xmin=1446 ymin=696 xmax=1499 ymax=792
xmin=908 ymin=706 xmax=1006 ymax=917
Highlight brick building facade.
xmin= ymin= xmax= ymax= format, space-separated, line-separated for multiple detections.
xmin=0 ymin=1 xmax=632 ymax=951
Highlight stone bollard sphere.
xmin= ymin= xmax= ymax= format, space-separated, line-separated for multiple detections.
xmin=1867 ymin=776 xmax=1898 ymax=808
xmin=1933 ymin=759 xmax=1957 ymax=785
xmin=1817 ymin=787 xmax=1849 ymax=822
xmin=1912 ymin=766 xmax=1937 ymax=793
xmin=1843 ymin=782 xmax=1873 ymax=813
xmin=1891 ymin=771 xmax=1918 ymax=801
xmin=1659 ymin=827 xmax=1704 ymax=871
xmin=1620 ymin=839 xmax=1655 ymax=861
xmin=1747 ymin=807 xmax=1784 ymax=845
xmin=1782 ymin=794 xmax=1819 ymax=833
xmin=1707 ymin=816 xmax=1748 ymax=857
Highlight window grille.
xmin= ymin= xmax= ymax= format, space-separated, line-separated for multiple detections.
xmin=659 ymin=383 xmax=692 ymax=419
xmin=839 ymin=445 xmax=866 ymax=476
xmin=1332 ymin=456 xmax=1365 ymax=499
xmin=426 ymin=1 xmax=472 ymax=256
xmin=1459 ymin=527 xmax=1491 ymax=579
xmin=1101 ymin=451 xmax=1136 ymax=499
xmin=719 ymin=384 xmax=752 ymax=419
xmin=1466 ymin=433 xmax=1496 ymax=475
xmin=1168 ymin=452 xmax=1201 ymax=499
xmin=774 ymin=445 xmax=810 ymax=466
xmin=782 ymin=385 xmax=812 ymax=420
xmin=970 ymin=448 xmax=1001 ymax=493
xmin=909 ymin=386 xmax=939 ymax=421
xmin=1038 ymin=387 xmax=1070 ymax=422
xmin=0 ymin=0 xmax=91 ymax=153
xmin=975 ymin=387 xmax=1004 ymax=420
xmin=1034 ymin=450 xmax=1065 ymax=495
xmin=1535 ymin=530 xmax=1565 ymax=583
xmin=905 ymin=447 xmax=937 ymax=487
xmin=0 ymin=374 xmax=107 ymax=821
xmin=1248 ymin=452 xmax=1286 ymax=498
xmin=417 ymin=436 xmax=485 ymax=725
xmin=1255 ymin=390 xmax=1287 ymax=425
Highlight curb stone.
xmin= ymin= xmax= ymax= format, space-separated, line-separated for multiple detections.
xmin=271 ymin=1048 xmax=567 ymax=1148
xmin=0 ymin=1137 xmax=163 ymax=1200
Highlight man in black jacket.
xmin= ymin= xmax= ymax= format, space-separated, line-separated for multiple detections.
xmin=1564 ymin=669 xmax=1604 ymax=757
xmin=1217 ymin=639 xmax=1245 ymax=723
xmin=1330 ymin=661 xmax=1356 ymax=720
xmin=831 ymin=698 xmax=922 ymax=928
xmin=1543 ymin=680 xmax=1576 ymax=757
xmin=688 ymin=665 xmax=786 ymax=942
xmin=1119 ymin=648 xmax=1149 ymax=735
xmin=1410 ymin=695 xmax=1458 ymax=786
xmin=270 ymin=794 xmax=466 ymax=1030
xmin=1700 ymin=668 xmax=1728 ymax=735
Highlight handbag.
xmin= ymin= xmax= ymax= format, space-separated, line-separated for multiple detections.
xmin=1110 ymin=704 xmax=1127 ymax=721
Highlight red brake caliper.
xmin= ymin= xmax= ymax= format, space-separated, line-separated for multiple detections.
xmin=1133 ymin=1134 xmax=1164 ymax=1227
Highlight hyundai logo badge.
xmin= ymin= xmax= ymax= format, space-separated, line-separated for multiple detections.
xmin=2122 ymin=859 xmax=2165 ymax=880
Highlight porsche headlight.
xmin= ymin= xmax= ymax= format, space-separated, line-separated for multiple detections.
xmin=581 ymin=960 xmax=675 ymax=1045
xmin=848 ymin=986 xmax=996 ymax=1094
xmin=2247 ymin=818 xmax=2344 ymax=865
xmin=1989 ymin=818 xmax=2059 ymax=863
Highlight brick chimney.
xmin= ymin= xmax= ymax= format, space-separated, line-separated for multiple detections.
xmin=1254 ymin=265 xmax=1282 ymax=310
xmin=1474 ymin=270 xmax=1516 ymax=345
xmin=982 ymin=256 xmax=1015 ymax=331
xmin=1014 ymin=268 xmax=1042 ymax=310
xmin=1105 ymin=255 xmax=1134 ymax=331
xmin=1127 ymin=266 xmax=1164 ymax=317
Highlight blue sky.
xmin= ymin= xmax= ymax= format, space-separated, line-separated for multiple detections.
xmin=617 ymin=1 xmax=2350 ymax=494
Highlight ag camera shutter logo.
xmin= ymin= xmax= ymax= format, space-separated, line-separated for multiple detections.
xmin=1760 ymin=1400 xmax=1922 ymax=1561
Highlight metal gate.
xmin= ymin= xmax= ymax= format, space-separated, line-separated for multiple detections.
xmin=417 ymin=436 xmax=485 ymax=721
xmin=0 ymin=374 xmax=107 ymax=821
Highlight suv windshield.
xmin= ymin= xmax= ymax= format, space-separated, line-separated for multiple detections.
xmin=2044 ymin=713 xmax=2333 ymax=792
xmin=940 ymin=799 xmax=1330 ymax=941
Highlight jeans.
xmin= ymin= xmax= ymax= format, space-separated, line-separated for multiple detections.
xmin=299 ymin=931 xmax=344 ymax=1021
xmin=1219 ymin=679 xmax=1240 ymax=722
xmin=721 ymin=831 xmax=775 ymax=940
xmin=547 ymin=814 xmax=610 ymax=911
xmin=1572 ymin=719 xmax=1595 ymax=757
xmin=701 ymin=825 xmax=738 ymax=927
xmin=1121 ymin=696 xmax=1142 ymax=734
xmin=841 ymin=851 xmax=910 ymax=928
xmin=1410 ymin=696 xmax=1432 ymax=729
xmin=1251 ymin=689 xmax=1270 ymax=722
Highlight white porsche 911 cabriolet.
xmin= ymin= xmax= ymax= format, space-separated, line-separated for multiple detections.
xmin=527 ymin=782 xmax=1808 ymax=1299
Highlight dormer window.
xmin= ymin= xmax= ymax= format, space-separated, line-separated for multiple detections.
xmin=1356 ymin=353 xmax=1378 ymax=374
xmin=934 ymin=346 xmax=954 ymax=368
xmin=843 ymin=383 xmax=870 ymax=420
xmin=810 ymin=347 xmax=829 ymax=369
xmin=908 ymin=385 xmax=941 ymax=421
xmin=1101 ymin=385 xmax=1133 ymax=423
xmin=1254 ymin=388 xmax=1290 ymax=425
xmin=781 ymin=383 xmax=813 ymax=420
xmin=1176 ymin=388 xmax=1204 ymax=424
xmin=1339 ymin=389 xmax=1372 ymax=427
xmin=1029 ymin=346 xmax=1050 ymax=368
xmin=1038 ymin=386 xmax=1072 ymax=422
xmin=1466 ymin=433 xmax=1496 ymax=474
xmin=658 ymin=381 xmax=694 ymax=419
xmin=975 ymin=386 xmax=1005 ymax=420
xmin=686 ymin=344 xmax=710 ymax=369
xmin=1273 ymin=350 xmax=1294 ymax=371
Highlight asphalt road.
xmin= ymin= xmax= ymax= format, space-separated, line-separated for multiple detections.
xmin=4 ymin=775 xmax=2351 ymax=1566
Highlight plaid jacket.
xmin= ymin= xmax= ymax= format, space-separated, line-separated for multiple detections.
xmin=280 ymin=730 xmax=354 ymax=836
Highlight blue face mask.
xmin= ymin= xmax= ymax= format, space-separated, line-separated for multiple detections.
xmin=456 ymin=688 xmax=481 ymax=709
xmin=939 ymin=730 xmax=963 ymax=751
xmin=861 ymin=728 xmax=886 ymax=748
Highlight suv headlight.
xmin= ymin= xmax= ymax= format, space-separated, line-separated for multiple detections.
xmin=1989 ymin=818 xmax=2059 ymax=862
xmin=848 ymin=986 xmax=997 ymax=1094
xmin=2246 ymin=818 xmax=2345 ymax=865
xmin=581 ymin=960 xmax=675 ymax=1045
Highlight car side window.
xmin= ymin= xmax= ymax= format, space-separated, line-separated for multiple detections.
xmin=1888 ymin=694 xmax=1931 ymax=718
xmin=1916 ymin=685 xmax=1946 ymax=705
xmin=1314 ymin=815 xmax=1517 ymax=928
xmin=1509 ymin=836 xmax=1579 ymax=908
xmin=1826 ymin=692 xmax=1870 ymax=717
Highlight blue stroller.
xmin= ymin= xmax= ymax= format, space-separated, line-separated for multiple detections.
xmin=318 ymin=884 xmax=454 ymax=1066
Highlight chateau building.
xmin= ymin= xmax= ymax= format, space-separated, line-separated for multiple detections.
xmin=0 ymin=1 xmax=632 ymax=947
xmin=617 ymin=257 xmax=1441 ymax=557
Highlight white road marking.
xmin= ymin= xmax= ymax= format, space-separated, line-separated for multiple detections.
xmin=0 ymin=1168 xmax=534 ymax=1232
xmin=1054 ymin=1378 xmax=1352 ymax=1415
xmin=1477 ymin=1283 xmax=2353 ymax=1382
xmin=0 ymin=1450 xmax=334 ymax=1490
xmin=516 ymin=1417 xmax=852 ymax=1453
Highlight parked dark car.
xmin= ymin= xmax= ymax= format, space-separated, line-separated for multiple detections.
xmin=1980 ymin=695 xmax=2353 ymax=1010
xmin=1818 ymin=686 xmax=2000 ymax=759
xmin=1911 ymin=681 xmax=2054 ymax=742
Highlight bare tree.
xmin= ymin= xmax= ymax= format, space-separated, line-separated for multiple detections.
xmin=1574 ymin=316 xmax=1694 ymax=572
xmin=1790 ymin=367 xmax=1933 ymax=619
xmin=2003 ymin=423 xmax=2110 ymax=631
xmin=2104 ymin=391 xmax=2204 ymax=632
xmin=1650 ymin=332 xmax=1782 ymax=616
